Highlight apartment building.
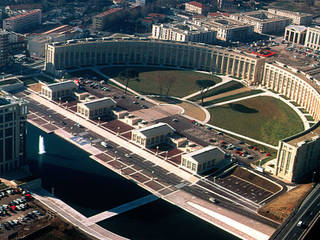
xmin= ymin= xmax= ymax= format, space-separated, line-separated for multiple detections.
xmin=0 ymin=92 xmax=28 ymax=174
xmin=185 ymin=1 xmax=207 ymax=15
xmin=0 ymin=31 xmax=9 ymax=68
xmin=268 ymin=8 xmax=313 ymax=26
xmin=92 ymin=8 xmax=123 ymax=31
xmin=3 ymin=9 xmax=41 ymax=33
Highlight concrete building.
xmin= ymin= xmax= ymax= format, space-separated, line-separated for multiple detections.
xmin=181 ymin=146 xmax=226 ymax=174
xmin=230 ymin=10 xmax=290 ymax=34
xmin=0 ymin=31 xmax=9 ymax=68
xmin=77 ymin=97 xmax=116 ymax=120
xmin=304 ymin=27 xmax=320 ymax=50
xmin=152 ymin=23 xmax=216 ymax=44
xmin=185 ymin=1 xmax=207 ymax=15
xmin=275 ymin=123 xmax=320 ymax=182
xmin=41 ymin=80 xmax=77 ymax=101
xmin=3 ymin=9 xmax=41 ymax=33
xmin=131 ymin=122 xmax=175 ymax=148
xmin=268 ymin=8 xmax=313 ymax=26
xmin=45 ymin=39 xmax=262 ymax=83
xmin=0 ymin=91 xmax=28 ymax=174
xmin=197 ymin=16 xmax=253 ymax=42
xmin=92 ymin=8 xmax=123 ymax=31
xmin=284 ymin=25 xmax=307 ymax=45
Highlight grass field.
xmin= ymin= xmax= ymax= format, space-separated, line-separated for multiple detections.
xmin=20 ymin=77 xmax=38 ymax=85
xmin=189 ymin=80 xmax=243 ymax=102
xmin=208 ymin=96 xmax=305 ymax=145
xmin=203 ymin=89 xmax=264 ymax=106
xmin=101 ymin=67 xmax=221 ymax=98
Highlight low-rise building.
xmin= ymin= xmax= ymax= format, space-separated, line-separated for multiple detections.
xmin=131 ymin=122 xmax=175 ymax=148
xmin=77 ymin=97 xmax=116 ymax=120
xmin=41 ymin=80 xmax=77 ymax=101
xmin=284 ymin=25 xmax=307 ymax=45
xmin=181 ymin=145 xmax=226 ymax=174
xmin=3 ymin=9 xmax=41 ymax=33
xmin=304 ymin=26 xmax=320 ymax=50
xmin=268 ymin=8 xmax=313 ymax=26
xmin=230 ymin=10 xmax=290 ymax=34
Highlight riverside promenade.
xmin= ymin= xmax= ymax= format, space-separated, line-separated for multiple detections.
xmin=26 ymin=91 xmax=276 ymax=240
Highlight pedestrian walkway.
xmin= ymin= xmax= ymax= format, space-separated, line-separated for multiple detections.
xmin=87 ymin=194 xmax=158 ymax=225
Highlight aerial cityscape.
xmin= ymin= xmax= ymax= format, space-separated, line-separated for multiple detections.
xmin=0 ymin=0 xmax=320 ymax=239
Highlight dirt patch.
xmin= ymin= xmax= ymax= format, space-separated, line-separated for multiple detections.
xmin=258 ymin=183 xmax=313 ymax=223
xmin=177 ymin=102 xmax=207 ymax=122
xmin=28 ymin=83 xmax=43 ymax=93
xmin=203 ymin=87 xmax=251 ymax=103
xmin=232 ymin=167 xmax=281 ymax=193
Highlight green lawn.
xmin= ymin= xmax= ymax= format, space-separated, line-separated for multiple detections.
xmin=189 ymin=80 xmax=243 ymax=102
xmin=101 ymin=67 xmax=221 ymax=97
xmin=36 ymin=75 xmax=56 ymax=83
xmin=203 ymin=89 xmax=263 ymax=106
xmin=208 ymin=96 xmax=305 ymax=146
xmin=19 ymin=77 xmax=38 ymax=85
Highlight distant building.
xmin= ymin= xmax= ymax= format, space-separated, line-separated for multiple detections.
xmin=268 ymin=8 xmax=313 ymax=26
xmin=185 ymin=1 xmax=207 ymax=15
xmin=230 ymin=10 xmax=290 ymax=34
xmin=0 ymin=92 xmax=28 ymax=174
xmin=131 ymin=122 xmax=175 ymax=148
xmin=0 ymin=31 xmax=9 ymax=68
xmin=275 ymin=123 xmax=320 ymax=183
xmin=152 ymin=23 xmax=216 ymax=44
xmin=92 ymin=8 xmax=123 ymax=31
xmin=77 ymin=97 xmax=116 ymax=120
xmin=284 ymin=25 xmax=307 ymax=45
xmin=3 ymin=9 xmax=41 ymax=33
xmin=304 ymin=27 xmax=320 ymax=50
xmin=198 ymin=15 xmax=253 ymax=42
xmin=181 ymin=145 xmax=226 ymax=174
xmin=41 ymin=80 xmax=77 ymax=101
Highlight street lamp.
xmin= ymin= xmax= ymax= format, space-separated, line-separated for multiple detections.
xmin=98 ymin=117 xmax=101 ymax=126
xmin=117 ymin=126 xmax=120 ymax=136
xmin=165 ymin=151 xmax=168 ymax=160
xmin=59 ymin=97 xmax=61 ymax=105
xmin=90 ymin=137 xmax=93 ymax=146
xmin=65 ymin=100 xmax=68 ymax=109
xmin=152 ymin=171 xmax=154 ymax=181
xmin=70 ymin=126 xmax=73 ymax=135
xmin=156 ymin=146 xmax=159 ymax=156
xmin=114 ymin=151 xmax=118 ymax=160
xmin=49 ymin=115 xmax=52 ymax=124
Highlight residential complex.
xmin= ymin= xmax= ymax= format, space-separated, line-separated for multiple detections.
xmin=268 ymin=8 xmax=313 ymax=26
xmin=284 ymin=25 xmax=307 ymax=45
xmin=230 ymin=10 xmax=290 ymax=34
xmin=77 ymin=97 xmax=116 ymax=120
xmin=92 ymin=8 xmax=123 ymax=31
xmin=181 ymin=146 xmax=226 ymax=174
xmin=0 ymin=92 xmax=28 ymax=174
xmin=304 ymin=27 xmax=320 ymax=50
xmin=185 ymin=1 xmax=207 ymax=15
xmin=152 ymin=23 xmax=216 ymax=44
xmin=0 ymin=31 xmax=9 ymax=68
xmin=3 ymin=9 xmax=41 ymax=33
xmin=131 ymin=123 xmax=175 ymax=148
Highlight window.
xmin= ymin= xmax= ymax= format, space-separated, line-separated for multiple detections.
xmin=182 ymin=159 xmax=186 ymax=166
xmin=187 ymin=161 xmax=191 ymax=169
xmin=192 ymin=163 xmax=196 ymax=171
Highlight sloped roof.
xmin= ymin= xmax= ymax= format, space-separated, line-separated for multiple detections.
xmin=136 ymin=122 xmax=175 ymax=138
xmin=286 ymin=25 xmax=307 ymax=32
xmin=183 ymin=145 xmax=225 ymax=163
xmin=186 ymin=1 xmax=203 ymax=8
xmin=45 ymin=80 xmax=77 ymax=91
xmin=80 ymin=97 xmax=116 ymax=110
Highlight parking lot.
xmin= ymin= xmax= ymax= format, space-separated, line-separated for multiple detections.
xmin=0 ymin=187 xmax=50 ymax=238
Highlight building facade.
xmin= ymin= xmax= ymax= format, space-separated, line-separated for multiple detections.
xmin=131 ymin=122 xmax=175 ymax=148
xmin=152 ymin=23 xmax=216 ymax=44
xmin=304 ymin=27 xmax=320 ymax=50
xmin=185 ymin=1 xmax=207 ymax=15
xmin=92 ymin=8 xmax=123 ymax=31
xmin=0 ymin=31 xmax=9 ymax=68
xmin=0 ymin=92 xmax=28 ymax=174
xmin=3 ymin=9 xmax=41 ymax=33
xmin=230 ymin=10 xmax=290 ymax=34
xmin=268 ymin=8 xmax=313 ymax=26
xmin=45 ymin=39 xmax=261 ymax=83
xmin=181 ymin=146 xmax=226 ymax=174
xmin=77 ymin=97 xmax=116 ymax=120
xmin=284 ymin=25 xmax=307 ymax=45
xmin=41 ymin=80 xmax=77 ymax=101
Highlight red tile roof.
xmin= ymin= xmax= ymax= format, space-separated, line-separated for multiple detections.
xmin=5 ymin=9 xmax=41 ymax=21
xmin=95 ymin=8 xmax=122 ymax=18
xmin=186 ymin=1 xmax=203 ymax=8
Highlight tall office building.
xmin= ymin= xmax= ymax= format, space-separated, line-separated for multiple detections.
xmin=0 ymin=92 xmax=28 ymax=174
xmin=0 ymin=31 xmax=9 ymax=68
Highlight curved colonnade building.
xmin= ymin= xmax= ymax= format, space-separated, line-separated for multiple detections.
xmin=45 ymin=39 xmax=320 ymax=183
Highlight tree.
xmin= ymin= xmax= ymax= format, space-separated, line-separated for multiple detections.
xmin=196 ymin=79 xmax=215 ymax=106
xmin=118 ymin=68 xmax=139 ymax=94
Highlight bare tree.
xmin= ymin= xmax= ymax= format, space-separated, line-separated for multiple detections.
xmin=196 ymin=79 xmax=215 ymax=106
xmin=118 ymin=68 xmax=139 ymax=94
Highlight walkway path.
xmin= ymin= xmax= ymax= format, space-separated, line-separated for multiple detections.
xmin=87 ymin=195 xmax=158 ymax=225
